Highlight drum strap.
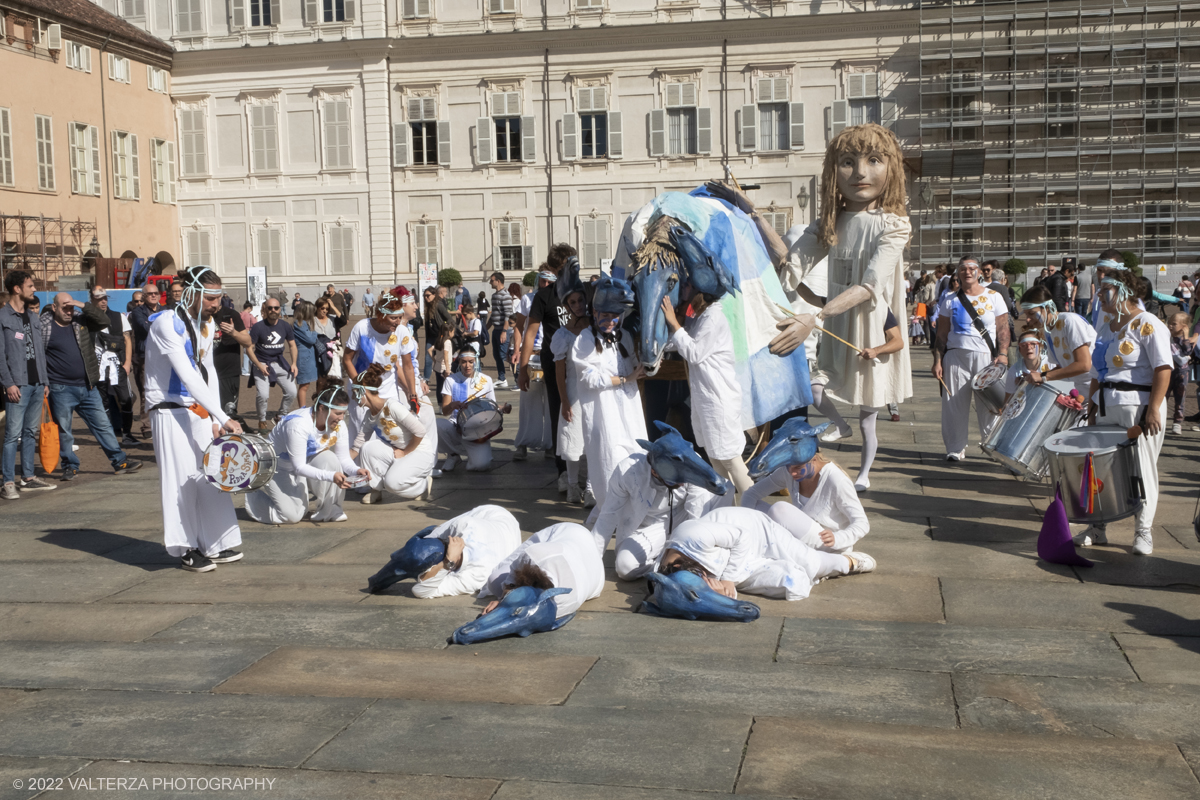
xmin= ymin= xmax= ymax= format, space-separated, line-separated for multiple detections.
xmin=956 ymin=290 xmax=997 ymax=359
xmin=1097 ymin=381 xmax=1152 ymax=416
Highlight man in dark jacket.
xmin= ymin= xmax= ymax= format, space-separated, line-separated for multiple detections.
xmin=41 ymin=293 xmax=141 ymax=480
xmin=0 ymin=270 xmax=56 ymax=499
xmin=1041 ymin=264 xmax=1072 ymax=312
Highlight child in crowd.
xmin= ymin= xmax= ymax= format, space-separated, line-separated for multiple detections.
xmin=1167 ymin=313 xmax=1197 ymax=435
xmin=909 ymin=312 xmax=925 ymax=346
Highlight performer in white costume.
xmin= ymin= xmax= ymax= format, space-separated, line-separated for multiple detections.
xmin=595 ymin=451 xmax=732 ymax=580
xmin=480 ymin=522 xmax=605 ymax=619
xmin=1077 ymin=266 xmax=1171 ymax=555
xmin=351 ymin=362 xmax=436 ymax=503
xmin=244 ymin=378 xmax=368 ymax=525
xmin=551 ymin=265 xmax=593 ymax=505
xmin=408 ymin=505 xmax=523 ymax=599
xmin=435 ymin=349 xmax=511 ymax=474
xmin=932 ymin=257 xmax=1010 ymax=460
xmin=661 ymin=507 xmax=875 ymax=601
xmin=1002 ymin=331 xmax=1052 ymax=405
xmin=1018 ymin=283 xmax=1096 ymax=399
xmin=342 ymin=293 xmax=418 ymax=446
xmin=144 ymin=266 xmax=244 ymax=572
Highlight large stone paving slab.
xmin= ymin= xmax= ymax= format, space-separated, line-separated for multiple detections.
xmin=1115 ymin=633 xmax=1200 ymax=685
xmin=491 ymin=782 xmax=788 ymax=800
xmin=566 ymin=656 xmax=955 ymax=728
xmin=149 ymin=604 xmax=462 ymax=649
xmin=0 ymin=642 xmax=273 ymax=692
xmin=751 ymin=574 xmax=944 ymax=623
xmin=865 ymin=538 xmax=1077 ymax=582
xmin=955 ymin=672 xmax=1200 ymax=746
xmin=777 ymin=618 xmax=1137 ymax=679
xmin=0 ymin=756 xmax=91 ymax=800
xmin=101 ymin=565 xmax=371 ymax=605
xmin=101 ymin=527 xmax=364 ymax=566
xmin=216 ymin=646 xmax=596 ymax=704
xmin=929 ymin=516 xmax=1044 ymax=544
xmin=0 ymin=690 xmax=371 ymax=767
xmin=0 ymin=563 xmax=162 ymax=604
xmin=306 ymin=702 xmax=751 ymax=791
xmin=0 ymin=604 xmax=202 ymax=642
xmin=56 ymin=762 xmax=498 ymax=800
xmin=737 ymin=716 xmax=1200 ymax=799
xmin=942 ymin=578 xmax=1200 ymax=635
xmin=0 ymin=527 xmax=162 ymax=563
xmin=1071 ymin=548 xmax=1200 ymax=588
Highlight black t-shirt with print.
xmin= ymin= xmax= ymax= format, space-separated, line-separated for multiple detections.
xmin=529 ymin=284 xmax=570 ymax=360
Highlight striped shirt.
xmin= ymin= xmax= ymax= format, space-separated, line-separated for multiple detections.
xmin=489 ymin=289 xmax=514 ymax=330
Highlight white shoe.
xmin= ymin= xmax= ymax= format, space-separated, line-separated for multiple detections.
xmin=820 ymin=425 xmax=852 ymax=443
xmin=494 ymin=380 xmax=509 ymax=389
xmin=854 ymin=477 xmax=870 ymax=492
xmin=431 ymin=468 xmax=444 ymax=479
xmin=557 ymin=472 xmax=569 ymax=493
xmin=945 ymin=450 xmax=965 ymax=462
xmin=361 ymin=489 xmax=383 ymax=505
xmin=1133 ymin=530 xmax=1153 ymax=555
xmin=513 ymin=446 xmax=528 ymax=461
xmin=311 ymin=511 xmax=349 ymax=523
xmin=441 ymin=455 xmax=460 ymax=473
xmin=566 ymin=484 xmax=582 ymax=504
xmin=1172 ymin=423 xmax=1182 ymax=435
xmin=845 ymin=552 xmax=877 ymax=575
xmin=1072 ymin=525 xmax=1107 ymax=547
xmin=423 ymin=475 xmax=433 ymax=500
xmin=582 ymin=488 xmax=596 ymax=508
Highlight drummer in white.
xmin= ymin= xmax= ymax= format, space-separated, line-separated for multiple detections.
xmin=245 ymin=377 xmax=369 ymax=525
xmin=1077 ymin=267 xmax=1171 ymax=555
xmin=1018 ymin=284 xmax=1096 ymax=399
xmin=342 ymin=293 xmax=418 ymax=445
xmin=1002 ymin=331 xmax=1050 ymax=407
xmin=435 ymin=349 xmax=511 ymax=475
xmin=932 ymin=257 xmax=1010 ymax=461
xmin=351 ymin=362 xmax=436 ymax=503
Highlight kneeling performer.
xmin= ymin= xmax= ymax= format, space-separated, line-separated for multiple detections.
xmin=352 ymin=363 xmax=436 ymax=502
xmin=478 ymin=522 xmax=605 ymax=619
xmin=245 ymin=377 xmax=368 ymax=524
xmin=435 ymin=348 xmax=511 ymax=474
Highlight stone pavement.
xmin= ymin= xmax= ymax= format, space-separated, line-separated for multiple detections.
xmin=2 ymin=347 xmax=1200 ymax=799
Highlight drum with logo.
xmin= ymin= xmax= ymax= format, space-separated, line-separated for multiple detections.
xmin=203 ymin=432 xmax=277 ymax=493
xmin=1043 ymin=426 xmax=1144 ymax=524
xmin=457 ymin=398 xmax=504 ymax=443
xmin=970 ymin=363 xmax=1007 ymax=415
xmin=529 ymin=354 xmax=544 ymax=383
xmin=982 ymin=379 xmax=1081 ymax=480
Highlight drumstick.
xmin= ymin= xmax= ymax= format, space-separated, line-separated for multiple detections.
xmin=773 ymin=302 xmax=881 ymax=364
xmin=938 ymin=376 xmax=952 ymax=396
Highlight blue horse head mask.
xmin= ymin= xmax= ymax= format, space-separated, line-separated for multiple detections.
xmin=450 ymin=586 xmax=575 ymax=644
xmin=747 ymin=418 xmax=830 ymax=480
xmin=366 ymin=527 xmax=446 ymax=594
xmin=669 ymin=225 xmax=740 ymax=301
xmin=638 ymin=421 xmax=729 ymax=496
xmin=641 ymin=570 xmax=760 ymax=622
xmin=591 ymin=274 xmax=636 ymax=316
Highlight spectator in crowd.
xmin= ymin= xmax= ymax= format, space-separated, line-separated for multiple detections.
xmin=362 ymin=287 xmax=376 ymax=316
xmin=221 ymin=291 xmax=235 ymax=310
xmin=248 ymin=298 xmax=298 ymax=430
xmin=313 ymin=298 xmax=339 ymax=340
xmin=126 ymin=290 xmax=143 ymax=314
xmin=0 ymin=270 xmax=55 ymax=499
xmin=41 ymin=292 xmax=142 ymax=480
xmin=128 ymin=280 xmax=161 ymax=440
xmin=1074 ymin=264 xmax=1092 ymax=315
xmin=89 ymin=288 xmax=137 ymax=448
xmin=166 ymin=281 xmax=184 ymax=309
xmin=1174 ymin=277 xmax=1194 ymax=315
xmin=212 ymin=296 xmax=251 ymax=422
xmin=291 ymin=292 xmax=302 ymax=317
xmin=239 ymin=301 xmax=257 ymax=377
xmin=324 ymin=284 xmax=346 ymax=318
xmin=1167 ymin=312 xmax=1197 ymax=435
xmin=477 ymin=290 xmax=490 ymax=317
xmin=291 ymin=301 xmax=320 ymax=407
xmin=424 ymin=286 xmax=453 ymax=382
xmin=341 ymin=288 xmax=355 ymax=315
xmin=1041 ymin=263 xmax=1071 ymax=312
xmin=488 ymin=272 xmax=514 ymax=387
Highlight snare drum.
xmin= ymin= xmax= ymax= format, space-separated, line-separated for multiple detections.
xmin=457 ymin=398 xmax=504 ymax=443
xmin=203 ymin=432 xmax=277 ymax=493
xmin=529 ymin=354 xmax=544 ymax=383
xmin=982 ymin=379 xmax=1081 ymax=480
xmin=970 ymin=363 xmax=1007 ymax=415
xmin=1043 ymin=426 xmax=1144 ymax=524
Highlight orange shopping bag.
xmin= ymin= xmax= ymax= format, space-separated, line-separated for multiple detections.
xmin=915 ymin=302 xmax=927 ymax=319
xmin=39 ymin=395 xmax=59 ymax=474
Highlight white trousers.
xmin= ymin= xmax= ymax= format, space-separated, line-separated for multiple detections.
xmin=940 ymin=348 xmax=998 ymax=455
xmin=436 ymin=417 xmax=494 ymax=471
xmin=359 ymin=439 xmax=435 ymax=499
xmin=245 ymin=450 xmax=346 ymax=525
xmin=1096 ymin=400 xmax=1166 ymax=534
xmin=614 ymin=522 xmax=668 ymax=581
xmin=152 ymin=408 xmax=241 ymax=558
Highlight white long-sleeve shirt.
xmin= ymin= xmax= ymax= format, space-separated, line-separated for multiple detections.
xmin=411 ymin=505 xmax=522 ymax=599
xmin=592 ymin=453 xmax=730 ymax=545
xmin=482 ymin=523 xmax=605 ymax=618
xmin=270 ymin=406 xmax=358 ymax=483
xmin=740 ymin=465 xmax=869 ymax=553
xmin=353 ymin=397 xmax=432 ymax=457
xmin=143 ymin=308 xmax=228 ymax=426
xmin=668 ymin=307 xmax=744 ymax=460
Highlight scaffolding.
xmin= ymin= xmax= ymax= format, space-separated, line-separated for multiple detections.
xmin=912 ymin=0 xmax=1200 ymax=270
xmin=0 ymin=213 xmax=98 ymax=289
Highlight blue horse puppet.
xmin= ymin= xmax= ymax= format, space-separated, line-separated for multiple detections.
xmin=366 ymin=527 xmax=446 ymax=594
xmin=747 ymin=418 xmax=831 ymax=480
xmin=591 ymin=273 xmax=635 ymax=315
xmin=669 ymin=225 xmax=740 ymax=301
xmin=639 ymin=421 xmax=729 ymax=496
xmin=450 ymin=586 xmax=574 ymax=644
xmin=630 ymin=252 xmax=685 ymax=375
xmin=641 ymin=570 xmax=761 ymax=622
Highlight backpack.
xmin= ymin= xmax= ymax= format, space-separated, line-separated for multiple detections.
xmin=315 ymin=333 xmax=333 ymax=376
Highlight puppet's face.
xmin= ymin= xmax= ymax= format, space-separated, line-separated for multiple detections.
xmin=836 ymin=151 xmax=888 ymax=210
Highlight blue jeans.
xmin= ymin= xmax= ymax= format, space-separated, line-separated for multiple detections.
xmin=492 ymin=327 xmax=509 ymax=381
xmin=2 ymin=384 xmax=44 ymax=484
xmin=48 ymin=383 xmax=128 ymax=471
xmin=423 ymin=346 xmax=434 ymax=382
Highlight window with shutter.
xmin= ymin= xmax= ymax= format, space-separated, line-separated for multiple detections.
xmin=186 ymin=230 xmax=213 ymax=268
xmin=89 ymin=125 xmax=101 ymax=196
xmin=475 ymin=117 xmax=493 ymax=165
xmin=739 ymin=105 xmax=756 ymax=152
xmin=393 ymin=122 xmax=409 ymax=166
xmin=561 ymin=113 xmax=579 ymax=161
xmin=667 ymin=108 xmax=697 ymax=155
xmin=413 ymin=223 xmax=439 ymax=267
xmin=35 ymin=115 xmax=54 ymax=191
xmin=0 ymin=108 xmax=13 ymax=187
xmin=580 ymin=218 xmax=610 ymax=270
xmin=108 ymin=54 xmax=130 ymax=83
xmin=760 ymin=211 xmax=790 ymax=237
xmin=757 ymin=77 xmax=788 ymax=104
xmin=847 ymin=72 xmax=879 ymax=100
xmin=256 ymin=228 xmax=283 ymax=276
xmin=323 ymin=99 xmax=352 ymax=169
xmin=496 ymin=221 xmax=524 ymax=269
xmin=176 ymin=0 xmax=204 ymax=34
xmin=788 ymin=102 xmax=805 ymax=150
xmin=494 ymin=118 xmax=523 ymax=163
xmin=521 ymin=115 xmax=536 ymax=163
xmin=120 ymin=0 xmax=147 ymax=20
xmin=437 ymin=121 xmax=451 ymax=166
xmin=179 ymin=108 xmax=208 ymax=176
xmin=147 ymin=66 xmax=167 ymax=94
xmin=607 ymin=111 xmax=622 ymax=159
xmin=316 ymin=0 xmax=352 ymax=23
xmin=649 ymin=109 xmax=666 ymax=157
xmin=576 ymin=88 xmax=608 ymax=160
xmin=830 ymin=100 xmax=849 ymax=138
xmin=489 ymin=0 xmax=516 ymax=14
xmin=250 ymin=104 xmax=279 ymax=173
xmin=329 ymin=226 xmax=355 ymax=274
xmin=151 ymin=138 xmax=176 ymax=204
xmin=881 ymin=99 xmax=898 ymax=131
xmin=402 ymin=0 xmax=431 ymax=19
xmin=66 ymin=41 xmax=91 ymax=72
xmin=245 ymin=0 xmax=275 ymax=27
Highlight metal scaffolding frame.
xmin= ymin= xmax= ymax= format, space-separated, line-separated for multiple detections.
xmin=912 ymin=0 xmax=1200 ymax=269
xmin=0 ymin=213 xmax=98 ymax=289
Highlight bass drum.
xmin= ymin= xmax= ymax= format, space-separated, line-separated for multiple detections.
xmin=1044 ymin=426 xmax=1144 ymax=524
xmin=457 ymin=398 xmax=504 ymax=443
xmin=203 ymin=432 xmax=277 ymax=493
xmin=529 ymin=354 xmax=544 ymax=383
xmin=982 ymin=379 xmax=1082 ymax=481
xmin=970 ymin=363 xmax=1007 ymax=415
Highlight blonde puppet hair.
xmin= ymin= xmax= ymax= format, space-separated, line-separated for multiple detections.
xmin=817 ymin=123 xmax=908 ymax=248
